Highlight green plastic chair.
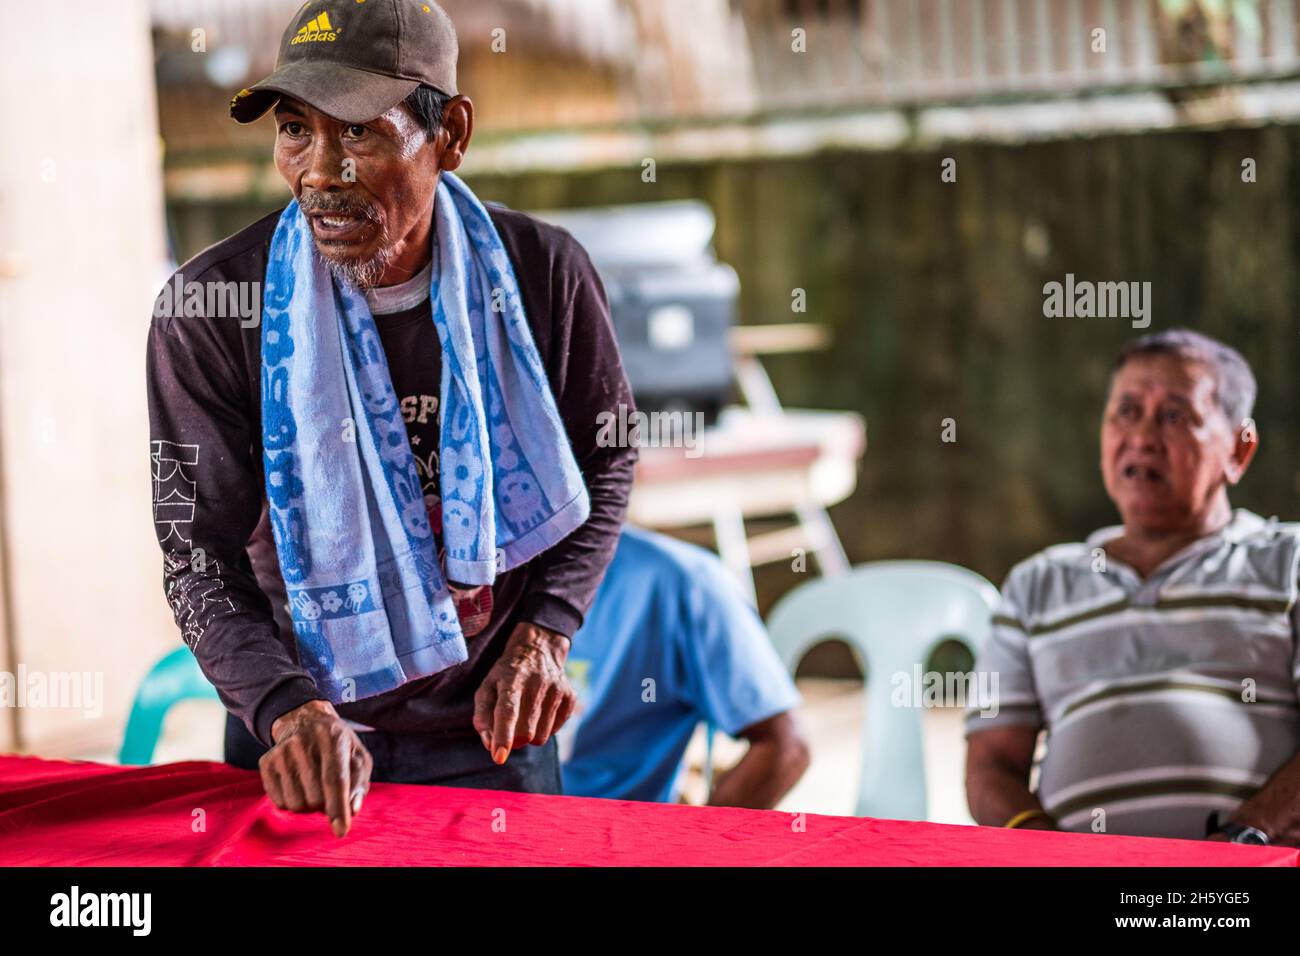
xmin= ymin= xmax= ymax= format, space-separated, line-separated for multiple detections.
xmin=766 ymin=560 xmax=999 ymax=821
xmin=119 ymin=647 xmax=220 ymax=765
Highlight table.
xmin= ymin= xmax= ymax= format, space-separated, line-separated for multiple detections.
xmin=625 ymin=320 xmax=866 ymax=605
xmin=629 ymin=406 xmax=866 ymax=603
xmin=1 ymin=755 xmax=1294 ymax=866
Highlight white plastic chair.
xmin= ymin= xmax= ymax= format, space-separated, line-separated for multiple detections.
xmin=766 ymin=560 xmax=999 ymax=820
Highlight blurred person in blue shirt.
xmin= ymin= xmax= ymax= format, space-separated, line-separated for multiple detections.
xmin=559 ymin=526 xmax=809 ymax=807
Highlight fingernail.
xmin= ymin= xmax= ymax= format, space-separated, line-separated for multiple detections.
xmin=493 ymin=746 xmax=509 ymax=765
xmin=351 ymin=792 xmax=363 ymax=815
xmin=480 ymin=731 xmax=491 ymax=751
xmin=331 ymin=818 xmax=346 ymax=838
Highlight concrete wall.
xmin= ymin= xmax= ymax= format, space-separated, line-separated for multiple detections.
xmin=0 ymin=0 xmax=173 ymax=756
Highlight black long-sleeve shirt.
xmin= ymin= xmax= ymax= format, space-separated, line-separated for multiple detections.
xmin=147 ymin=202 xmax=636 ymax=747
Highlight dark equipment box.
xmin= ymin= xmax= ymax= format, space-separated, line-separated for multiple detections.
xmin=528 ymin=200 xmax=738 ymax=423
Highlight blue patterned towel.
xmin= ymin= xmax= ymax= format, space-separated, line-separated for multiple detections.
xmin=260 ymin=172 xmax=591 ymax=703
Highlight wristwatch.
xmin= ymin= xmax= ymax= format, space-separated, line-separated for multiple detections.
xmin=1206 ymin=811 xmax=1271 ymax=845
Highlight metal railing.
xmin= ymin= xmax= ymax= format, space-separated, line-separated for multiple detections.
xmin=739 ymin=0 xmax=1300 ymax=114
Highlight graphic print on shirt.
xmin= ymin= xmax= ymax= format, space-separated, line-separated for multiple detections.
xmin=399 ymin=391 xmax=493 ymax=637
xmin=152 ymin=439 xmax=197 ymax=548
xmin=151 ymin=440 xmax=236 ymax=648
xmin=402 ymin=392 xmax=443 ymax=537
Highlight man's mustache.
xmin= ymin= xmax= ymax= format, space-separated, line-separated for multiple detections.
xmin=299 ymin=192 xmax=381 ymax=222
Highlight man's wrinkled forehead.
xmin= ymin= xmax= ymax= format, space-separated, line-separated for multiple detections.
xmin=1108 ymin=353 xmax=1218 ymax=408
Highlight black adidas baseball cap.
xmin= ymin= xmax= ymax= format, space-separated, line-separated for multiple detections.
xmin=230 ymin=0 xmax=458 ymax=124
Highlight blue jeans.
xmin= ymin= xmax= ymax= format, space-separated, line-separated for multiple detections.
xmin=223 ymin=712 xmax=563 ymax=794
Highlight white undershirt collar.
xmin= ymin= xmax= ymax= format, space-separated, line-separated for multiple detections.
xmin=365 ymin=258 xmax=433 ymax=315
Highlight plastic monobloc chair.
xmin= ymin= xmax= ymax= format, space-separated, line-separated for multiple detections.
xmin=766 ymin=560 xmax=999 ymax=821
xmin=119 ymin=646 xmax=220 ymax=765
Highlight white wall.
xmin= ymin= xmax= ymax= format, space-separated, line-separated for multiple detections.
xmin=0 ymin=0 xmax=174 ymax=756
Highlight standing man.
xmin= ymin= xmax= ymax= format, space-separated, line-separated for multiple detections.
xmin=147 ymin=0 xmax=636 ymax=837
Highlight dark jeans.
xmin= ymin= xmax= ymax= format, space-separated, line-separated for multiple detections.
xmin=223 ymin=712 xmax=563 ymax=794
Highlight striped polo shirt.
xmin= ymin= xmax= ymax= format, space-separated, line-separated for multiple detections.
xmin=965 ymin=509 xmax=1300 ymax=839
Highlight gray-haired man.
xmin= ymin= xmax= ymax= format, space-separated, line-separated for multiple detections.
xmin=966 ymin=329 xmax=1300 ymax=845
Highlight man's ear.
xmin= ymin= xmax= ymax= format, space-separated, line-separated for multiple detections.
xmin=437 ymin=96 xmax=474 ymax=173
xmin=1224 ymin=418 xmax=1259 ymax=486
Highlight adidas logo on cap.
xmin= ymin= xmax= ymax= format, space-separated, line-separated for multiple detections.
xmin=291 ymin=10 xmax=339 ymax=44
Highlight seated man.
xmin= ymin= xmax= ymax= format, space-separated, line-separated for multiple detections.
xmin=559 ymin=526 xmax=809 ymax=808
xmin=966 ymin=329 xmax=1300 ymax=845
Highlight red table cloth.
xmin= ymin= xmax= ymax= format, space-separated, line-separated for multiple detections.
xmin=0 ymin=754 xmax=1295 ymax=866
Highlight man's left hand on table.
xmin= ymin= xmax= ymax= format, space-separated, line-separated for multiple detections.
xmin=473 ymin=621 xmax=576 ymax=764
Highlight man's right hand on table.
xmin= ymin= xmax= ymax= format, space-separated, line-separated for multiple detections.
xmin=262 ymin=700 xmax=373 ymax=838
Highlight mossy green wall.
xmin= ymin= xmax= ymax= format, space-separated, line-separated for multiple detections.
xmin=169 ymin=123 xmax=1300 ymax=597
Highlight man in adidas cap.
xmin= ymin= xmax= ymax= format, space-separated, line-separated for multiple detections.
xmin=147 ymin=0 xmax=637 ymax=837
xmin=229 ymin=0 xmax=465 ymax=288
